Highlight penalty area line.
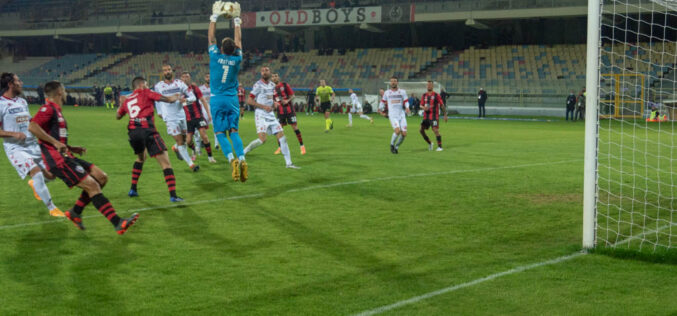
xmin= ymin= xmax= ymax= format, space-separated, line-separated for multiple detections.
xmin=0 ymin=159 xmax=577 ymax=231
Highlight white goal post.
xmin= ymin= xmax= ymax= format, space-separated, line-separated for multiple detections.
xmin=583 ymin=0 xmax=676 ymax=252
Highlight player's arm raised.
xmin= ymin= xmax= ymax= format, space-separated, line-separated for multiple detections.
xmin=233 ymin=17 xmax=242 ymax=50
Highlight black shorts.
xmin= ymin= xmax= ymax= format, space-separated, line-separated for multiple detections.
xmin=277 ymin=113 xmax=297 ymax=126
xmin=421 ymin=119 xmax=439 ymax=130
xmin=50 ymin=156 xmax=93 ymax=188
xmin=104 ymin=95 xmax=113 ymax=101
xmin=320 ymin=102 xmax=332 ymax=112
xmin=129 ymin=128 xmax=167 ymax=157
xmin=187 ymin=118 xmax=209 ymax=132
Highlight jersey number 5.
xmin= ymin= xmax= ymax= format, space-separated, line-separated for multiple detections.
xmin=221 ymin=65 xmax=230 ymax=84
xmin=127 ymin=98 xmax=140 ymax=118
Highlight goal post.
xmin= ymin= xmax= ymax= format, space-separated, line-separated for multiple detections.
xmin=584 ymin=0 xmax=677 ymax=252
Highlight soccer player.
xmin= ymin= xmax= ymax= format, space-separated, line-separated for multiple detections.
xmin=103 ymin=84 xmax=114 ymax=109
xmin=271 ymin=73 xmax=306 ymax=155
xmin=199 ymin=73 xmax=219 ymax=150
xmin=420 ymin=80 xmax=447 ymax=151
xmin=154 ymin=64 xmax=199 ymax=172
xmin=29 ymin=81 xmax=138 ymax=234
xmin=315 ymin=80 xmax=335 ymax=132
xmin=180 ymin=72 xmax=216 ymax=163
xmin=238 ymin=84 xmax=246 ymax=119
xmin=208 ymin=11 xmax=249 ymax=181
xmin=116 ymin=76 xmax=184 ymax=202
xmin=244 ymin=66 xmax=299 ymax=169
xmin=0 ymin=73 xmax=64 ymax=217
xmin=379 ymin=76 xmax=410 ymax=154
xmin=347 ymin=88 xmax=373 ymax=127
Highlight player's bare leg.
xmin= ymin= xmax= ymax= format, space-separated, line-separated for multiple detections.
xmin=275 ymin=131 xmax=299 ymax=169
xmin=186 ymin=132 xmax=197 ymax=161
xmin=197 ymin=127 xmax=216 ymax=163
xmin=27 ymin=166 xmax=63 ymax=217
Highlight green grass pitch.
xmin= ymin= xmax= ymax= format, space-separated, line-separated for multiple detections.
xmin=0 ymin=106 xmax=675 ymax=314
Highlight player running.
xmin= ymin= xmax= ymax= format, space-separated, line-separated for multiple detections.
xmin=271 ymin=73 xmax=306 ymax=155
xmin=0 ymin=73 xmax=64 ymax=217
xmin=154 ymin=64 xmax=199 ymax=172
xmin=315 ymin=79 xmax=335 ymax=133
xmin=29 ymin=81 xmax=138 ymax=234
xmin=244 ymin=66 xmax=300 ymax=169
xmin=420 ymin=80 xmax=447 ymax=152
xmin=379 ymin=76 xmax=410 ymax=154
xmin=180 ymin=71 xmax=216 ymax=163
xmin=346 ymin=88 xmax=373 ymax=127
xmin=208 ymin=7 xmax=248 ymax=181
xmin=117 ymin=76 xmax=185 ymax=202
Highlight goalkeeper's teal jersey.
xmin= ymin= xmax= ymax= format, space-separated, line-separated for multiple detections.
xmin=209 ymin=45 xmax=242 ymax=97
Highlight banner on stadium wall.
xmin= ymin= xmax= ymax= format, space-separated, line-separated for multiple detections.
xmin=381 ymin=4 xmax=415 ymax=23
xmin=251 ymin=6 xmax=381 ymax=28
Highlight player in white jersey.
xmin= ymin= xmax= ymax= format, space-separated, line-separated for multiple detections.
xmin=243 ymin=66 xmax=299 ymax=169
xmin=0 ymin=73 xmax=64 ymax=217
xmin=347 ymin=88 xmax=373 ymax=127
xmin=154 ymin=64 xmax=199 ymax=172
xmin=198 ymin=73 xmax=218 ymax=151
xmin=379 ymin=76 xmax=410 ymax=154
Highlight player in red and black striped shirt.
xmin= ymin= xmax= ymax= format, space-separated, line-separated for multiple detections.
xmin=117 ymin=76 xmax=184 ymax=202
xmin=271 ymin=73 xmax=305 ymax=155
xmin=29 ymin=81 xmax=139 ymax=235
xmin=180 ymin=72 xmax=215 ymax=163
xmin=420 ymin=80 xmax=448 ymax=152
xmin=238 ymin=84 xmax=246 ymax=119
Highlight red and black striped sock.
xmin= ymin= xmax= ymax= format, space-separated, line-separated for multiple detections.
xmin=436 ymin=135 xmax=442 ymax=148
xmin=131 ymin=161 xmax=144 ymax=191
xmin=203 ymin=142 xmax=213 ymax=157
xmin=188 ymin=142 xmax=196 ymax=152
xmin=91 ymin=193 xmax=120 ymax=227
xmin=163 ymin=168 xmax=177 ymax=198
xmin=295 ymin=129 xmax=304 ymax=146
xmin=72 ymin=191 xmax=91 ymax=215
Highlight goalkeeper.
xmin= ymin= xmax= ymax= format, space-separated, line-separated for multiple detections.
xmin=208 ymin=1 xmax=248 ymax=182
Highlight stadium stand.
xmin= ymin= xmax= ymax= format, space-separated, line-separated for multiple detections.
xmin=19 ymin=54 xmax=103 ymax=86
xmin=0 ymin=56 xmax=55 ymax=79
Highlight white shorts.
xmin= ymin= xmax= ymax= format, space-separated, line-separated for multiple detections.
xmin=389 ymin=114 xmax=408 ymax=132
xmin=166 ymin=119 xmax=187 ymax=136
xmin=255 ymin=113 xmax=283 ymax=135
xmin=6 ymin=145 xmax=45 ymax=179
xmin=351 ymin=105 xmax=362 ymax=113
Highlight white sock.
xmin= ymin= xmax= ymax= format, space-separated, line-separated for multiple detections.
xmin=227 ymin=153 xmax=235 ymax=162
xmin=279 ymin=136 xmax=293 ymax=166
xmin=178 ymin=144 xmax=193 ymax=166
xmin=348 ymin=113 xmax=353 ymax=124
xmin=396 ymin=135 xmax=405 ymax=148
xmin=244 ymin=138 xmax=263 ymax=154
xmin=195 ymin=139 xmax=202 ymax=155
xmin=391 ymin=133 xmax=399 ymax=146
xmin=360 ymin=114 xmax=371 ymax=120
xmin=32 ymin=172 xmax=56 ymax=211
xmin=213 ymin=133 xmax=219 ymax=147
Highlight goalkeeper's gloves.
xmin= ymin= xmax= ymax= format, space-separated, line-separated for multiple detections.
xmin=233 ymin=17 xmax=242 ymax=27
xmin=210 ymin=14 xmax=220 ymax=22
xmin=211 ymin=0 xmax=224 ymax=22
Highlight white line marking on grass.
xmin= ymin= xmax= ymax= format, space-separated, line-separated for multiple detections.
xmin=352 ymin=252 xmax=586 ymax=316
xmin=352 ymin=224 xmax=675 ymax=316
xmin=0 ymin=159 xmax=577 ymax=231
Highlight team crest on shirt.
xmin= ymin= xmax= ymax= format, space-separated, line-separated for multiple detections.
xmin=41 ymin=107 xmax=47 ymax=112
xmin=75 ymin=165 xmax=85 ymax=173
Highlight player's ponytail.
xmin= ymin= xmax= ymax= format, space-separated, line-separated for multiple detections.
xmin=0 ymin=72 xmax=15 ymax=95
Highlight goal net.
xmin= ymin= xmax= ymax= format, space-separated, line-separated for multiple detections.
xmin=585 ymin=0 xmax=676 ymax=252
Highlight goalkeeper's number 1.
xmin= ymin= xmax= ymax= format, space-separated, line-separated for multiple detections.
xmin=221 ymin=65 xmax=230 ymax=84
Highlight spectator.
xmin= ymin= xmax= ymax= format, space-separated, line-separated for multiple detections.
xmin=281 ymin=53 xmax=288 ymax=63
xmin=37 ymin=84 xmax=45 ymax=104
xmin=566 ymin=90 xmax=576 ymax=121
xmin=575 ymin=88 xmax=586 ymax=121
xmin=477 ymin=87 xmax=487 ymax=117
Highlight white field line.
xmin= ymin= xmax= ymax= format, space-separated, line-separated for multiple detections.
xmin=352 ymin=224 xmax=674 ymax=316
xmin=0 ymin=159 xmax=577 ymax=231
